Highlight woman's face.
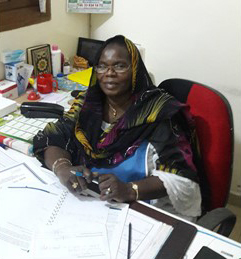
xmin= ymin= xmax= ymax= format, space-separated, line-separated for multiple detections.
xmin=96 ymin=43 xmax=132 ymax=98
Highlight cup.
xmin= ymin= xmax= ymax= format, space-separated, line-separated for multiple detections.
xmin=37 ymin=74 xmax=58 ymax=94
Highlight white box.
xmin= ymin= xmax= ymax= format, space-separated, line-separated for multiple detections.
xmin=5 ymin=61 xmax=24 ymax=82
xmin=1 ymin=49 xmax=25 ymax=64
xmin=0 ymin=96 xmax=17 ymax=118
xmin=0 ymin=80 xmax=18 ymax=99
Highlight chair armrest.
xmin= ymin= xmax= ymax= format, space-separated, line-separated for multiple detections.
xmin=196 ymin=208 xmax=236 ymax=237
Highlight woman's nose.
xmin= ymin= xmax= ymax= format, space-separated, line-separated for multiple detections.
xmin=105 ymin=66 xmax=117 ymax=75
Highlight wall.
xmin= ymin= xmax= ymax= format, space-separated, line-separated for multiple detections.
xmin=91 ymin=0 xmax=241 ymax=196
xmin=0 ymin=0 xmax=89 ymax=79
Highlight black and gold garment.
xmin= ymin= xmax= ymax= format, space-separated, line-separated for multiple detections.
xmin=33 ymin=35 xmax=199 ymax=182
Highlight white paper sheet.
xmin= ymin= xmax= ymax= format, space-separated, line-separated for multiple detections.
xmin=33 ymin=223 xmax=110 ymax=259
xmin=0 ymin=146 xmax=19 ymax=170
xmin=106 ymin=203 xmax=129 ymax=259
xmin=0 ymin=163 xmax=52 ymax=189
xmin=116 ymin=209 xmax=173 ymax=259
xmin=0 ymin=183 xmax=63 ymax=258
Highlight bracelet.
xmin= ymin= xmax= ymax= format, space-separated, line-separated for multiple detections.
xmin=52 ymin=158 xmax=72 ymax=173
xmin=130 ymin=182 xmax=139 ymax=200
xmin=53 ymin=161 xmax=72 ymax=174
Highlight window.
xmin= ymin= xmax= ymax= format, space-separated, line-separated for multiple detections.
xmin=0 ymin=0 xmax=51 ymax=32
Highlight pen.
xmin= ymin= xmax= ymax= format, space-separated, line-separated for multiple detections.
xmin=127 ymin=222 xmax=132 ymax=259
xmin=70 ymin=170 xmax=83 ymax=177
xmin=70 ymin=170 xmax=100 ymax=178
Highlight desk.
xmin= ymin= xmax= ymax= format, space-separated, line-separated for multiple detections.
xmin=136 ymin=201 xmax=241 ymax=259
xmin=0 ymin=91 xmax=72 ymax=155
xmin=1 ymin=148 xmax=241 ymax=259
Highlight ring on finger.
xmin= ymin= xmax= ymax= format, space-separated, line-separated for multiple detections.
xmin=105 ymin=187 xmax=111 ymax=195
xmin=72 ymin=182 xmax=78 ymax=189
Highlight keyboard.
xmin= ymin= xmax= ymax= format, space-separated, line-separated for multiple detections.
xmin=0 ymin=115 xmax=57 ymax=143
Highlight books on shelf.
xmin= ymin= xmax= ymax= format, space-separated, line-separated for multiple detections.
xmin=26 ymin=44 xmax=52 ymax=76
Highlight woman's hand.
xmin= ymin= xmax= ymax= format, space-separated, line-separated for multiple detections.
xmin=98 ymin=174 xmax=135 ymax=203
xmin=55 ymin=164 xmax=93 ymax=194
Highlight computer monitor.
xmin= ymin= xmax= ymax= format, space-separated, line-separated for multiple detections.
xmin=77 ymin=37 xmax=104 ymax=67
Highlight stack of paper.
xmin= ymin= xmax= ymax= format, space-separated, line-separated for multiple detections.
xmin=0 ymin=96 xmax=17 ymax=118
xmin=0 ymin=148 xmax=173 ymax=259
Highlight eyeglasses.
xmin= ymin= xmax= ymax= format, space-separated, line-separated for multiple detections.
xmin=95 ymin=63 xmax=131 ymax=74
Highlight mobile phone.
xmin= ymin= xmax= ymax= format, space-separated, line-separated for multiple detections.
xmin=193 ymin=246 xmax=225 ymax=259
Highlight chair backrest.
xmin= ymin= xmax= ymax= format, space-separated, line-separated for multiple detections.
xmin=159 ymin=79 xmax=234 ymax=211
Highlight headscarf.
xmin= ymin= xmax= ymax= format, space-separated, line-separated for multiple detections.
xmin=34 ymin=35 xmax=198 ymax=181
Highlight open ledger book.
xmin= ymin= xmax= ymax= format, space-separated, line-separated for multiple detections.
xmin=0 ymin=148 xmax=173 ymax=259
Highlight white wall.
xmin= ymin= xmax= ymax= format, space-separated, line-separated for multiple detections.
xmin=0 ymin=0 xmax=89 ymax=79
xmin=91 ymin=0 xmax=241 ymax=195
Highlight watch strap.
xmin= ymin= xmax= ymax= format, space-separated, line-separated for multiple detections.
xmin=130 ymin=182 xmax=139 ymax=200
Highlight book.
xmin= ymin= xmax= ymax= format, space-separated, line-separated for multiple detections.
xmin=26 ymin=44 xmax=52 ymax=76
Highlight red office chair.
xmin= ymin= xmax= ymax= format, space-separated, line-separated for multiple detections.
xmin=158 ymin=78 xmax=236 ymax=237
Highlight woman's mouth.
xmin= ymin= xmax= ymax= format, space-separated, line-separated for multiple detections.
xmin=103 ymin=82 xmax=117 ymax=89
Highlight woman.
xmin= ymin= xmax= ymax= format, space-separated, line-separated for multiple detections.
xmin=33 ymin=35 xmax=201 ymax=221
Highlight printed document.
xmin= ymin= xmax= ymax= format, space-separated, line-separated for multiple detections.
xmin=33 ymin=223 xmax=110 ymax=259
xmin=117 ymin=209 xmax=173 ymax=259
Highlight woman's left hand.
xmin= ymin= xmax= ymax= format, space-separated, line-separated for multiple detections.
xmin=98 ymin=174 xmax=134 ymax=202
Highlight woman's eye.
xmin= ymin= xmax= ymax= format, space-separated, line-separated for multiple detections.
xmin=115 ymin=64 xmax=126 ymax=69
xmin=98 ymin=64 xmax=106 ymax=69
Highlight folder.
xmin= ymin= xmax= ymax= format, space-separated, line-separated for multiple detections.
xmin=67 ymin=67 xmax=92 ymax=86
xmin=130 ymin=202 xmax=197 ymax=259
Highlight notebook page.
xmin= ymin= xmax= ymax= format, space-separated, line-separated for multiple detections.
xmin=0 ymin=183 xmax=64 ymax=257
xmin=49 ymin=192 xmax=110 ymax=226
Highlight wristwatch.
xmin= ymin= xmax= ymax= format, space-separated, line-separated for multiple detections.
xmin=130 ymin=182 xmax=139 ymax=200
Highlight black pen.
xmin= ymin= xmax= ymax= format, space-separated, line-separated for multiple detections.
xmin=127 ymin=222 xmax=132 ymax=259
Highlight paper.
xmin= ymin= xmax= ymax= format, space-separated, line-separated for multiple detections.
xmin=0 ymin=146 xmax=19 ymax=170
xmin=0 ymin=162 xmax=54 ymax=188
xmin=0 ymin=96 xmax=17 ymax=118
xmin=0 ymin=183 xmax=63 ymax=257
xmin=106 ymin=203 xmax=129 ymax=259
xmin=33 ymin=223 xmax=110 ymax=259
xmin=39 ymin=91 xmax=70 ymax=105
xmin=116 ymin=209 xmax=173 ymax=259
xmin=50 ymin=192 xmax=109 ymax=226
xmin=0 ymin=148 xmax=56 ymax=185
xmin=67 ymin=0 xmax=112 ymax=13
xmin=67 ymin=67 xmax=92 ymax=86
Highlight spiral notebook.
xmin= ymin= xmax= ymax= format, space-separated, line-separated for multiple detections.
xmin=0 ymin=182 xmax=110 ymax=257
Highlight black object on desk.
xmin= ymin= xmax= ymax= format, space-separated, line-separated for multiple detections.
xmin=20 ymin=102 xmax=64 ymax=118
xmin=193 ymin=246 xmax=226 ymax=259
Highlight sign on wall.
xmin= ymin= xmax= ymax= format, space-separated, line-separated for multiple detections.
xmin=67 ymin=0 xmax=112 ymax=13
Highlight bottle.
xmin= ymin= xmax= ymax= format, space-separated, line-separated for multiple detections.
xmin=51 ymin=44 xmax=61 ymax=77
xmin=56 ymin=73 xmax=65 ymax=89
xmin=63 ymin=58 xmax=70 ymax=75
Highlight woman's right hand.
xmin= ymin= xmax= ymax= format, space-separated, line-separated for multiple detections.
xmin=55 ymin=164 xmax=92 ymax=194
